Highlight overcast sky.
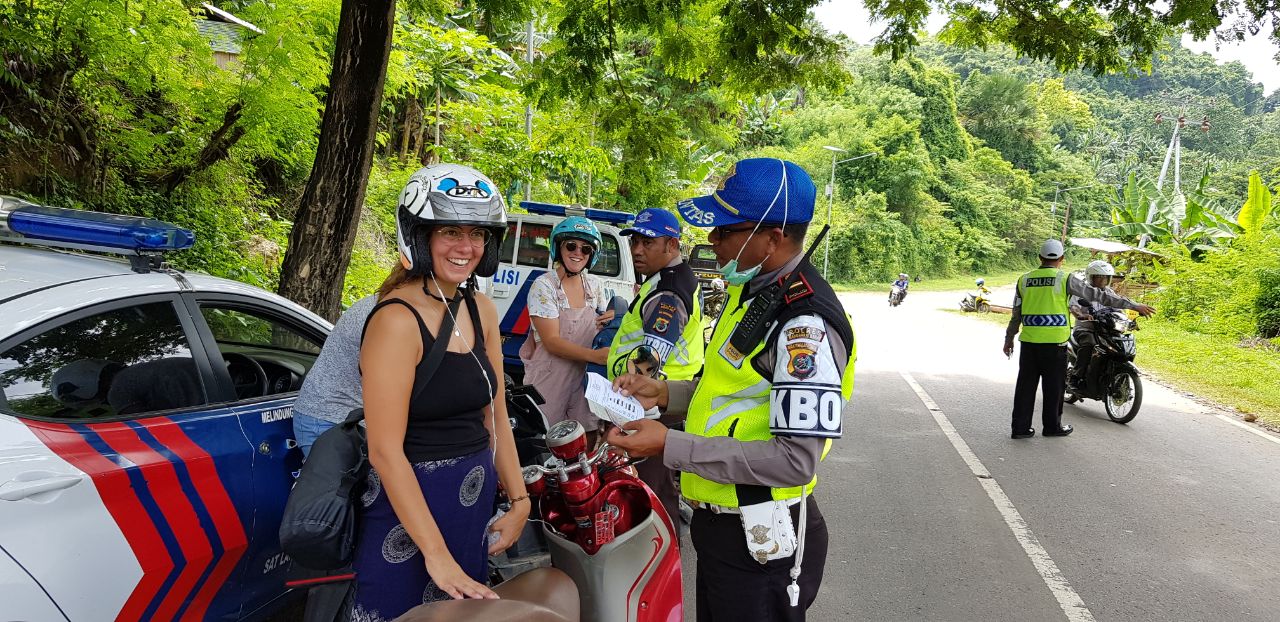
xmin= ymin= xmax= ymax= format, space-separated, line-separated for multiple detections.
xmin=813 ymin=1 xmax=1280 ymax=95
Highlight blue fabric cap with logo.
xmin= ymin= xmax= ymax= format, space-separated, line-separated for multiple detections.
xmin=676 ymin=158 xmax=816 ymax=228
xmin=621 ymin=208 xmax=682 ymax=238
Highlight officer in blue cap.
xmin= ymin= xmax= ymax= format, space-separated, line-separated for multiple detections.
xmin=608 ymin=158 xmax=856 ymax=621
xmin=605 ymin=207 xmax=705 ymax=531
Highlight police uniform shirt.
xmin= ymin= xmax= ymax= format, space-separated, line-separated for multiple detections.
xmin=633 ymin=256 xmax=692 ymax=369
xmin=658 ymin=254 xmax=850 ymax=489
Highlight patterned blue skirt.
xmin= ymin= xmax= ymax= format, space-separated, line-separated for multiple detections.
xmin=349 ymin=448 xmax=497 ymax=622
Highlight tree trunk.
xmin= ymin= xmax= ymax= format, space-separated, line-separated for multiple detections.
xmin=398 ymin=97 xmax=416 ymax=161
xmin=412 ymin=96 xmax=427 ymax=163
xmin=434 ymin=86 xmax=442 ymax=147
xmin=277 ymin=0 xmax=396 ymax=321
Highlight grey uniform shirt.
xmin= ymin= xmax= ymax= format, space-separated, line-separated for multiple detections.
xmin=660 ymin=254 xmax=851 ymax=490
xmin=1005 ymin=270 xmax=1140 ymax=341
xmin=293 ymin=295 xmax=378 ymax=424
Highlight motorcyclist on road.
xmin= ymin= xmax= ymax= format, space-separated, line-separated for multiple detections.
xmin=1068 ymin=260 xmax=1141 ymax=388
xmin=893 ymin=273 xmax=910 ymax=301
xmin=975 ymin=278 xmax=990 ymax=296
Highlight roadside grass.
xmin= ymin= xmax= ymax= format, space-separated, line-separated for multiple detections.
xmin=1135 ymin=321 xmax=1280 ymax=427
xmin=833 ymin=266 xmax=1033 ymax=293
xmin=947 ymin=308 xmax=1280 ymax=427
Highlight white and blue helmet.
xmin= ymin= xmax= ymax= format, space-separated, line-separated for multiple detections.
xmin=395 ymin=163 xmax=507 ymax=277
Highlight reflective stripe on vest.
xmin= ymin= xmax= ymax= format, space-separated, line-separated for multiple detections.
xmin=681 ymin=283 xmax=855 ymax=508
xmin=1018 ymin=268 xmax=1071 ymax=343
xmin=607 ymin=274 xmax=704 ymax=381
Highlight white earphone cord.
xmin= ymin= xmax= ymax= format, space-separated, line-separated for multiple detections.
xmin=432 ymin=276 xmax=497 ymax=461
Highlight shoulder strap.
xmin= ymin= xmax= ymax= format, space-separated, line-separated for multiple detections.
xmin=461 ymin=287 xmax=485 ymax=347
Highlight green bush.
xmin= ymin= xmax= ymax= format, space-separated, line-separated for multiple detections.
xmin=1257 ymin=268 xmax=1280 ymax=338
xmin=1149 ymin=233 xmax=1280 ymax=339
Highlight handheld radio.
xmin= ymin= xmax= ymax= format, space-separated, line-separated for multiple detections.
xmin=727 ymin=224 xmax=830 ymax=355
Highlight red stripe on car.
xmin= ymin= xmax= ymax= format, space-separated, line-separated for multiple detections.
xmin=145 ymin=418 xmax=247 ymax=621
xmin=94 ymin=422 xmax=214 ymax=622
xmin=26 ymin=422 xmax=173 ymax=622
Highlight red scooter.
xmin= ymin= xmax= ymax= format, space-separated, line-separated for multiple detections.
xmin=398 ymin=418 xmax=683 ymax=622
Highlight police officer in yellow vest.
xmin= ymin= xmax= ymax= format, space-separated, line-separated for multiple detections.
xmin=1004 ymin=239 xmax=1155 ymax=439
xmin=609 ymin=206 xmax=704 ymax=528
xmin=607 ymin=158 xmax=854 ymax=622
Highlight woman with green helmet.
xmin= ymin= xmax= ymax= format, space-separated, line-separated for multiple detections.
xmin=519 ymin=215 xmax=615 ymax=446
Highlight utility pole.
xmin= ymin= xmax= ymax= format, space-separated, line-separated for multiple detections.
xmin=1051 ymin=183 xmax=1093 ymax=241
xmin=1140 ymin=111 xmax=1181 ymax=249
xmin=524 ymin=19 xmax=535 ymax=202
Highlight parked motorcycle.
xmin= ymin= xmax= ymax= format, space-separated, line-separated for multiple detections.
xmin=1065 ymin=307 xmax=1143 ymax=423
xmin=959 ymin=291 xmax=991 ymax=313
xmin=400 ymin=418 xmax=683 ymax=622
xmin=889 ymin=284 xmax=905 ymax=307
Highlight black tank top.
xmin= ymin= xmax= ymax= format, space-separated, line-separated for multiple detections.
xmin=364 ymin=295 xmax=496 ymax=462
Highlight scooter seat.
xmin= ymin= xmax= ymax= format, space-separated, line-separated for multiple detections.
xmin=393 ymin=567 xmax=580 ymax=622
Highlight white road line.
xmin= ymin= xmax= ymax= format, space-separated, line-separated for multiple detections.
xmin=1215 ymin=414 xmax=1280 ymax=445
xmin=900 ymin=371 xmax=1097 ymax=622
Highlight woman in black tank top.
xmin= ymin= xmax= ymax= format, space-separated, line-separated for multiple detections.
xmin=352 ymin=164 xmax=530 ymax=620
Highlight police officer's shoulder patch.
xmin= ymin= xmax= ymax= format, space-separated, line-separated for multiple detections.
xmin=769 ymin=314 xmax=844 ymax=438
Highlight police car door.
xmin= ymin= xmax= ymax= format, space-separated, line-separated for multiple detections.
xmin=0 ymin=294 xmax=256 ymax=622
xmin=184 ymin=294 xmax=327 ymax=614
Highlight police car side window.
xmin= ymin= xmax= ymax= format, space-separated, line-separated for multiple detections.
xmin=200 ymin=306 xmax=322 ymax=399
xmin=588 ymin=234 xmax=621 ymax=278
xmin=0 ymin=303 xmax=207 ymax=419
xmin=518 ymin=223 xmax=553 ymax=268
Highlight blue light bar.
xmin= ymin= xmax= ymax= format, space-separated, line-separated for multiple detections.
xmin=5 ymin=204 xmax=195 ymax=251
xmin=520 ymin=201 xmax=635 ymax=226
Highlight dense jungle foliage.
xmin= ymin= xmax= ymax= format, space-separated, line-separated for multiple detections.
xmin=2 ymin=0 xmax=1279 ymax=338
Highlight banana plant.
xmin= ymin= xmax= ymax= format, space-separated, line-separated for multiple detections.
xmin=1236 ymin=170 xmax=1275 ymax=238
xmin=1088 ymin=168 xmax=1240 ymax=251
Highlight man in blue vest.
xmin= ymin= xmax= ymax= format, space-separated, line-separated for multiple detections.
xmin=1003 ymin=240 xmax=1155 ymax=438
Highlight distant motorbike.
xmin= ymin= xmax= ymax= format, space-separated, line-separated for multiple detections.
xmin=959 ymin=291 xmax=991 ymax=313
xmin=889 ymin=285 xmax=905 ymax=307
xmin=1065 ymin=307 xmax=1143 ymax=423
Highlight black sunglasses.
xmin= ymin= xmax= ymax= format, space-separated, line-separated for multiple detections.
xmin=562 ymin=240 xmax=595 ymax=254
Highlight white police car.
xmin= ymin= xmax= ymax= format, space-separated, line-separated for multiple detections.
xmin=490 ymin=202 xmax=637 ymax=370
xmin=0 ymin=196 xmax=329 ymax=621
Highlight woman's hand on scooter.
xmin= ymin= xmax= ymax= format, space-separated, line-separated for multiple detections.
xmin=424 ymin=554 xmax=499 ymax=599
xmin=487 ymin=501 xmax=531 ymax=555
xmin=595 ymin=309 xmax=615 ymax=329
xmin=612 ymin=372 xmax=667 ymax=410
xmin=606 ymin=419 xmax=669 ymax=457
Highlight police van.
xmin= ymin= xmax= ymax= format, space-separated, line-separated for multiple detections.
xmin=490 ymin=202 xmax=637 ymax=371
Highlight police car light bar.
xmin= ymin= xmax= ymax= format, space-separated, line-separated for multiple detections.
xmin=0 ymin=196 xmax=195 ymax=252
xmin=520 ymin=201 xmax=635 ymax=226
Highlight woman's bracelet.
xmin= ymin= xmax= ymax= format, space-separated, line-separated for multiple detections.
xmin=508 ymin=494 xmax=530 ymax=504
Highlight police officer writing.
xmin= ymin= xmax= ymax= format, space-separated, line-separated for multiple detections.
xmin=608 ymin=207 xmax=705 ymax=529
xmin=607 ymin=158 xmax=855 ymax=622
xmin=1003 ymin=239 xmax=1155 ymax=439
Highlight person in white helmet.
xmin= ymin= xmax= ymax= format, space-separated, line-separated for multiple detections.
xmin=1067 ymin=260 xmax=1136 ymax=388
xmin=354 ymin=164 xmax=529 ymax=618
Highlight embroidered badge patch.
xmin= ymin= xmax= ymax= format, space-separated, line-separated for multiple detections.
xmin=786 ymin=343 xmax=817 ymax=379
xmin=785 ymin=326 xmax=825 ymax=342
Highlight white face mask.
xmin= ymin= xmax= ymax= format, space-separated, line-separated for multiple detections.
xmin=717 ymin=160 xmax=789 ymax=286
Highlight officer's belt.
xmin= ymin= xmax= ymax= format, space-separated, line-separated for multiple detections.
xmin=683 ymin=495 xmax=803 ymax=515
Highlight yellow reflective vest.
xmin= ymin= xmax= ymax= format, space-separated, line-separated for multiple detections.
xmin=1017 ymin=267 xmax=1072 ymax=344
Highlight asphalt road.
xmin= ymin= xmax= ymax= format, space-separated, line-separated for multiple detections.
xmin=681 ymin=288 xmax=1280 ymax=621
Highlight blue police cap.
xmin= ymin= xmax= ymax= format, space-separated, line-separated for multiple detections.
xmin=676 ymin=158 xmax=816 ymax=228
xmin=621 ymin=208 xmax=682 ymax=238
